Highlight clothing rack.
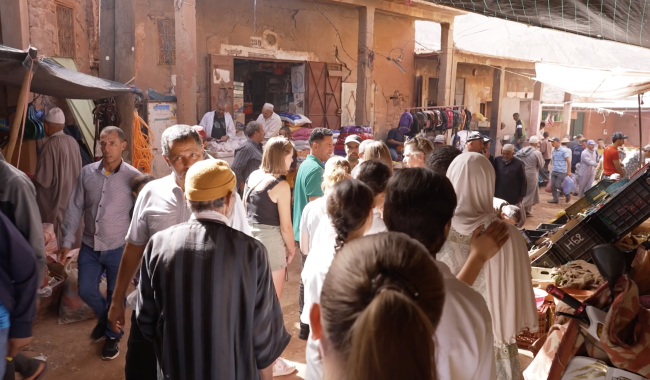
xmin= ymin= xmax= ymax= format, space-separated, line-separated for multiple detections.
xmin=403 ymin=105 xmax=466 ymax=111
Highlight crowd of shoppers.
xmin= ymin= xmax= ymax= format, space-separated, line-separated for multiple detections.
xmin=3 ymin=106 xmax=642 ymax=380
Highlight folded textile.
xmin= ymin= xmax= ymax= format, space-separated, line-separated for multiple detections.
xmin=292 ymin=127 xmax=313 ymax=141
xmin=278 ymin=113 xmax=312 ymax=126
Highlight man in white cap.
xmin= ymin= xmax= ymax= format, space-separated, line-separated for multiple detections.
xmin=464 ymin=131 xmax=484 ymax=153
xmin=32 ymin=107 xmax=82 ymax=245
xmin=256 ymin=103 xmax=282 ymax=139
xmin=433 ymin=134 xmax=446 ymax=147
xmin=344 ymin=135 xmax=362 ymax=170
xmin=198 ymin=100 xmax=236 ymax=143
xmin=515 ymin=136 xmax=545 ymax=216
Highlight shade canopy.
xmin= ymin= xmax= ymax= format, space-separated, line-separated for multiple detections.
xmin=534 ymin=62 xmax=650 ymax=100
xmin=0 ymin=44 xmax=135 ymax=99
xmin=424 ymin=0 xmax=650 ymax=49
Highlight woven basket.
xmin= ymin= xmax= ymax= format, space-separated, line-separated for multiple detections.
xmin=516 ymin=301 xmax=554 ymax=350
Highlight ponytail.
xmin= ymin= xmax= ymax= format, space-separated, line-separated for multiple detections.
xmin=319 ymin=233 xmax=445 ymax=380
xmin=326 ymin=179 xmax=374 ymax=251
xmin=349 ymin=290 xmax=437 ymax=380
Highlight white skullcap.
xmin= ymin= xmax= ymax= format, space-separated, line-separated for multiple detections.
xmin=262 ymin=103 xmax=274 ymax=110
xmin=45 ymin=108 xmax=65 ymax=124
xmin=529 ymin=136 xmax=539 ymax=144
xmin=502 ymin=144 xmax=515 ymax=152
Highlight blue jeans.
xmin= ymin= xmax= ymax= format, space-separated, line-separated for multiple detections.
xmin=0 ymin=327 xmax=7 ymax=378
xmin=78 ymin=243 xmax=124 ymax=339
xmin=389 ymin=147 xmax=399 ymax=161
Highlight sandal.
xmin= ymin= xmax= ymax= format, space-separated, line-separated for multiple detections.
xmin=11 ymin=354 xmax=48 ymax=380
xmin=272 ymin=357 xmax=296 ymax=377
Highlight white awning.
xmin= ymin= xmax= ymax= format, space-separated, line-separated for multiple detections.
xmin=534 ymin=62 xmax=650 ymax=100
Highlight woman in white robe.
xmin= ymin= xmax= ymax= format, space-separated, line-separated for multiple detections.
xmin=437 ymin=153 xmax=537 ymax=380
xmin=577 ymin=140 xmax=598 ymax=198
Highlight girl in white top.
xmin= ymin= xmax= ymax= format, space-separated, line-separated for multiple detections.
xmin=309 ymin=232 xmax=445 ymax=380
xmin=354 ymin=160 xmax=391 ymax=235
xmin=299 ymin=157 xmax=351 ymax=256
xmin=302 ymin=179 xmax=374 ymax=380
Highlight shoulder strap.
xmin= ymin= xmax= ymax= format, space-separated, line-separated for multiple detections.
xmin=243 ymin=173 xmax=276 ymax=208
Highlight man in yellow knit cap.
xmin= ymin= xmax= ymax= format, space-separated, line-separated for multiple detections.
xmin=136 ymin=159 xmax=290 ymax=380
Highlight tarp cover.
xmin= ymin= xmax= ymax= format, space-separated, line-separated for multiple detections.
xmin=534 ymin=62 xmax=650 ymax=99
xmin=50 ymin=57 xmax=98 ymax=152
xmin=0 ymin=44 xmax=135 ymax=99
xmin=425 ymin=0 xmax=650 ymax=49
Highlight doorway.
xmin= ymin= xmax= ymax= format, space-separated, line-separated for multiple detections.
xmin=233 ymin=59 xmax=304 ymax=124
xmin=208 ymin=55 xmax=342 ymax=130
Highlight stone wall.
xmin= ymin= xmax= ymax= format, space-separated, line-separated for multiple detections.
xmin=133 ymin=0 xmax=417 ymax=137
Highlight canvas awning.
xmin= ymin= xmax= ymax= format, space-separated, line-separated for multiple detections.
xmin=534 ymin=62 xmax=650 ymax=100
xmin=0 ymin=44 xmax=136 ymax=99
xmin=424 ymin=1 xmax=650 ymax=49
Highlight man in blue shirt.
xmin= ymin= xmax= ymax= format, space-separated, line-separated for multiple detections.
xmin=548 ymin=137 xmax=572 ymax=204
xmin=386 ymin=124 xmax=404 ymax=161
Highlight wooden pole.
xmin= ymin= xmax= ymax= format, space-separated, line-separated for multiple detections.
xmin=3 ymin=48 xmax=36 ymax=161
xmin=639 ymin=93 xmax=644 ymax=171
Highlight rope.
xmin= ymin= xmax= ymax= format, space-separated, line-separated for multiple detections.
xmin=132 ymin=111 xmax=155 ymax=174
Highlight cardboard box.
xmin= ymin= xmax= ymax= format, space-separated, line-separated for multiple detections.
xmin=234 ymin=113 xmax=246 ymax=130
xmin=233 ymin=97 xmax=244 ymax=113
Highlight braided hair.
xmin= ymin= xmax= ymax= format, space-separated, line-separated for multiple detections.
xmin=326 ymin=179 xmax=374 ymax=251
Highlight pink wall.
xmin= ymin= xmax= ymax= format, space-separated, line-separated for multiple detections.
xmin=582 ymin=110 xmax=650 ymax=147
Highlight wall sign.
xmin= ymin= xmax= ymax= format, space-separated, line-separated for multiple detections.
xmin=250 ymin=37 xmax=262 ymax=49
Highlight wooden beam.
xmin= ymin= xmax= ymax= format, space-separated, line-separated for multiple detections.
xmin=321 ymin=0 xmax=458 ymax=22
xmin=114 ymin=0 xmax=135 ymax=164
xmin=453 ymin=51 xmax=536 ymax=70
xmin=376 ymin=1 xmax=456 ymax=23
xmin=99 ymin=0 xmax=115 ymax=80
xmin=3 ymin=48 xmax=36 ymax=162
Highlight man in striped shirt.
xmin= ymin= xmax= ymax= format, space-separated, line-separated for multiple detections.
xmin=109 ymin=125 xmax=252 ymax=380
xmin=137 ymin=159 xmax=290 ymax=380
xmin=231 ymin=121 xmax=264 ymax=193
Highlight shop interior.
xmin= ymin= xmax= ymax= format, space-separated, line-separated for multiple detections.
xmin=233 ymin=59 xmax=306 ymax=123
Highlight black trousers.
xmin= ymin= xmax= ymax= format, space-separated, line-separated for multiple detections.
xmin=125 ymin=311 xmax=158 ymax=380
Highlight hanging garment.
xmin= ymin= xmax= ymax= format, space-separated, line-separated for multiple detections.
xmin=464 ymin=109 xmax=472 ymax=130
xmin=445 ymin=108 xmax=454 ymax=129
xmin=440 ymin=109 xmax=449 ymax=132
xmin=453 ymin=109 xmax=463 ymax=130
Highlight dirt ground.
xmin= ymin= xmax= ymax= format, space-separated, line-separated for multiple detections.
xmin=21 ymin=190 xmax=569 ymax=380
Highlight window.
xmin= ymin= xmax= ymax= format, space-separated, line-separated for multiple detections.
xmin=56 ymin=4 xmax=75 ymax=58
xmin=157 ymin=19 xmax=175 ymax=65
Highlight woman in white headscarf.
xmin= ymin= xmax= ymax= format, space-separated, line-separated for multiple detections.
xmin=438 ymin=153 xmax=537 ymax=380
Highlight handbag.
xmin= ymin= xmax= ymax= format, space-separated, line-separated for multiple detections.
xmin=545 ymin=181 xmax=552 ymax=193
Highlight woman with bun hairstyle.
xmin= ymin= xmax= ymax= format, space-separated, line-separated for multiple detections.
xmin=301 ymin=179 xmax=375 ymax=380
xmin=310 ymin=232 xmax=445 ymax=380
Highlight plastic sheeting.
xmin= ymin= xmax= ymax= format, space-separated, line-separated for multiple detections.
xmin=0 ymin=44 xmax=135 ymax=99
xmin=534 ymin=62 xmax=650 ymax=100
xmin=424 ymin=1 xmax=650 ymax=49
